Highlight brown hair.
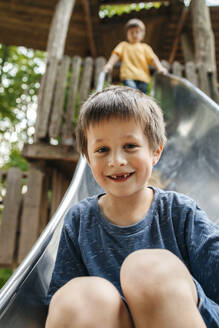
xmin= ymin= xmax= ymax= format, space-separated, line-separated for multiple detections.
xmin=125 ymin=18 xmax=145 ymax=36
xmin=76 ymin=86 xmax=166 ymax=159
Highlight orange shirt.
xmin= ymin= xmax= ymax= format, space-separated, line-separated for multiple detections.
xmin=113 ymin=41 xmax=158 ymax=83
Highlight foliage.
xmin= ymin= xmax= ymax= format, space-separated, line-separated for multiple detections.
xmin=0 ymin=44 xmax=45 ymax=167
xmin=2 ymin=147 xmax=29 ymax=171
xmin=0 ymin=268 xmax=13 ymax=289
xmin=99 ymin=2 xmax=163 ymax=18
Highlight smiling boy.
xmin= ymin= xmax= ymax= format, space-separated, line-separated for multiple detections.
xmin=46 ymin=87 xmax=219 ymax=328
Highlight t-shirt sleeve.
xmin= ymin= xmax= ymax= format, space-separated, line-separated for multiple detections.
xmin=46 ymin=209 xmax=89 ymax=305
xmin=144 ymin=44 xmax=158 ymax=65
xmin=112 ymin=41 xmax=125 ymax=59
xmin=185 ymin=203 xmax=219 ymax=304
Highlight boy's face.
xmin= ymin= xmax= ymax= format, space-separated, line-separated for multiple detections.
xmin=86 ymin=118 xmax=162 ymax=200
xmin=127 ymin=26 xmax=144 ymax=44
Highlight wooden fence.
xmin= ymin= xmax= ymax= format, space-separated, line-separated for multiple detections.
xmin=35 ymin=56 xmax=107 ymax=143
xmin=0 ymin=166 xmax=70 ymax=268
xmin=162 ymin=60 xmax=209 ymax=93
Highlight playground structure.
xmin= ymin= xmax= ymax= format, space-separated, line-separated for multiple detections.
xmin=0 ymin=68 xmax=219 ymax=328
xmin=0 ymin=0 xmax=219 ymax=266
xmin=0 ymin=2 xmax=219 ymax=323
xmin=0 ymin=53 xmax=216 ymax=268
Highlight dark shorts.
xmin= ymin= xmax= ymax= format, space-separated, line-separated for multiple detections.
xmin=194 ymin=279 xmax=219 ymax=327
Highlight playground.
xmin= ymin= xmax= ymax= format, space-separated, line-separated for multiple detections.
xmin=0 ymin=0 xmax=219 ymax=327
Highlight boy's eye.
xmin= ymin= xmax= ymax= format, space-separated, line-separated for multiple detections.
xmin=124 ymin=144 xmax=138 ymax=150
xmin=96 ymin=146 xmax=109 ymax=153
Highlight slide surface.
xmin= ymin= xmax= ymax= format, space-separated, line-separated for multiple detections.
xmin=0 ymin=73 xmax=218 ymax=327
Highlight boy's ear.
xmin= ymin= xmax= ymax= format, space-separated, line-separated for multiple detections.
xmin=152 ymin=145 xmax=163 ymax=166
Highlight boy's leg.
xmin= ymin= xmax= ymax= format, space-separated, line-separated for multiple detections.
xmin=120 ymin=249 xmax=207 ymax=328
xmin=136 ymin=81 xmax=148 ymax=93
xmin=45 ymin=276 xmax=133 ymax=328
xmin=123 ymin=79 xmax=138 ymax=89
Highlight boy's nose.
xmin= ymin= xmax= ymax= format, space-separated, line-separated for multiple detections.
xmin=108 ymin=151 xmax=127 ymax=167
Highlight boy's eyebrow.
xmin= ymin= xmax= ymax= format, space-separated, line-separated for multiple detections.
xmin=93 ymin=134 xmax=141 ymax=143
xmin=93 ymin=138 xmax=105 ymax=143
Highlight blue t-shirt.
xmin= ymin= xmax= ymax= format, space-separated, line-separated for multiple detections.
xmin=47 ymin=187 xmax=219 ymax=318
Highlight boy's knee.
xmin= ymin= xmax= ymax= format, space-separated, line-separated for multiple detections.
xmin=47 ymin=276 xmax=122 ymax=326
xmin=121 ymin=249 xmax=197 ymax=305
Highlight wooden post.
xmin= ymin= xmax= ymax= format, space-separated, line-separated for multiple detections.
xmin=161 ymin=60 xmax=170 ymax=73
xmin=94 ymin=57 xmax=106 ymax=90
xmin=181 ymin=33 xmax=195 ymax=63
xmin=18 ymin=162 xmax=45 ymax=263
xmin=50 ymin=169 xmax=69 ymax=216
xmin=168 ymin=7 xmax=189 ymax=65
xmin=35 ymin=0 xmax=76 ymax=140
xmin=81 ymin=0 xmax=97 ymax=58
xmin=62 ymin=56 xmax=82 ymax=145
xmin=0 ymin=168 xmax=22 ymax=266
xmin=185 ymin=62 xmax=198 ymax=86
xmin=79 ymin=57 xmax=94 ymax=105
xmin=190 ymin=0 xmax=219 ymax=102
xmin=49 ymin=56 xmax=71 ymax=139
xmin=172 ymin=61 xmax=183 ymax=77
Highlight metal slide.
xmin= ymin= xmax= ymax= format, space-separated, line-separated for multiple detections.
xmin=0 ymin=73 xmax=218 ymax=327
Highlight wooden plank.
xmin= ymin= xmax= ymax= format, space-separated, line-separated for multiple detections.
xmin=0 ymin=168 xmax=22 ymax=266
xmin=49 ymin=55 xmax=71 ymax=138
xmin=50 ymin=169 xmax=69 ymax=216
xmin=197 ymin=63 xmax=211 ymax=96
xmin=35 ymin=57 xmax=59 ymax=139
xmin=180 ymin=33 xmax=195 ymax=63
xmin=94 ymin=57 xmax=106 ymax=90
xmin=172 ymin=61 xmax=183 ymax=77
xmin=185 ymin=61 xmax=198 ymax=86
xmin=161 ymin=60 xmax=170 ymax=72
xmin=38 ymin=168 xmax=50 ymax=235
xmin=79 ymin=57 xmax=94 ymax=105
xmin=81 ymin=0 xmax=97 ymax=58
xmin=62 ymin=56 xmax=82 ymax=145
xmin=35 ymin=0 xmax=76 ymax=140
xmin=18 ymin=162 xmax=45 ymax=263
xmin=23 ymin=143 xmax=79 ymax=162
xmin=168 ymin=7 xmax=189 ymax=64
xmin=0 ymin=169 xmax=3 ymax=202
xmin=191 ymin=0 xmax=219 ymax=102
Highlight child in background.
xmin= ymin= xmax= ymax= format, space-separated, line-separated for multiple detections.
xmin=104 ymin=18 xmax=167 ymax=93
xmin=46 ymin=86 xmax=219 ymax=328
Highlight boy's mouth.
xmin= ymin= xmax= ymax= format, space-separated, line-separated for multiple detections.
xmin=108 ymin=172 xmax=134 ymax=181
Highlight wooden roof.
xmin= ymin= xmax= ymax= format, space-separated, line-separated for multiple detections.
xmin=0 ymin=0 xmax=219 ymax=76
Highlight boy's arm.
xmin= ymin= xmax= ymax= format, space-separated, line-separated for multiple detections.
xmin=185 ymin=205 xmax=219 ymax=304
xmin=46 ymin=216 xmax=89 ymax=304
xmin=104 ymin=53 xmax=120 ymax=73
xmin=151 ymin=56 xmax=168 ymax=74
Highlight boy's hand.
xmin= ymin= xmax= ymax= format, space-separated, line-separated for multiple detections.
xmin=158 ymin=66 xmax=168 ymax=75
xmin=103 ymin=63 xmax=113 ymax=73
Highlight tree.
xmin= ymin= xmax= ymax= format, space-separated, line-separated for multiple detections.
xmin=0 ymin=44 xmax=45 ymax=167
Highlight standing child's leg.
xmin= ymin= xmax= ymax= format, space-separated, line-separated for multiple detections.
xmin=120 ymin=249 xmax=207 ymax=328
xmin=45 ymin=276 xmax=133 ymax=328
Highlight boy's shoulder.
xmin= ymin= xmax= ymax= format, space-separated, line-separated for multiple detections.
xmin=152 ymin=187 xmax=197 ymax=212
xmin=64 ymin=194 xmax=103 ymax=225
